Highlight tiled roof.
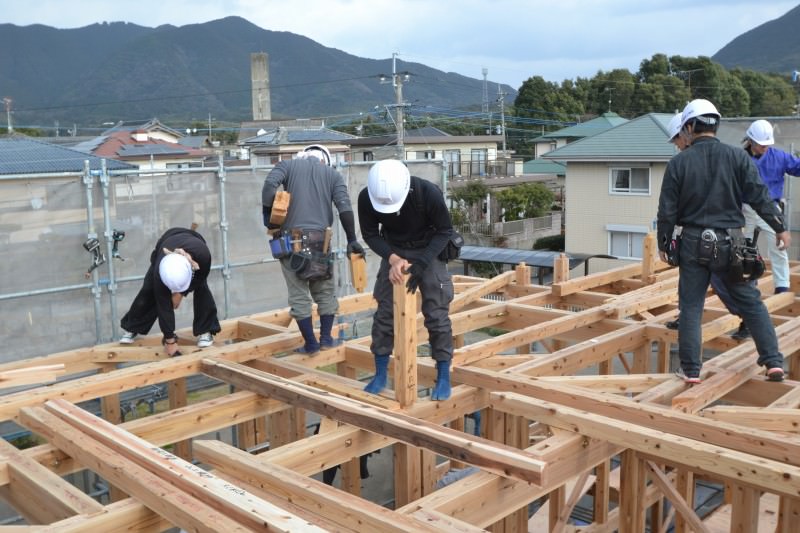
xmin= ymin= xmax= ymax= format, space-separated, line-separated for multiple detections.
xmin=117 ymin=144 xmax=189 ymax=157
xmin=542 ymin=113 xmax=676 ymax=162
xmin=0 ymin=136 xmax=137 ymax=175
xmin=522 ymin=159 xmax=566 ymax=175
xmin=241 ymin=127 xmax=355 ymax=145
xmin=532 ymin=112 xmax=628 ymax=141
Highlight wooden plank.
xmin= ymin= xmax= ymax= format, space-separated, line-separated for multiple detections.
xmin=644 ymin=461 xmax=708 ymax=533
xmin=42 ymin=399 xmax=324 ymax=533
xmin=617 ymin=450 xmax=646 ymax=533
xmin=700 ymin=406 xmax=800 ymax=434
xmin=193 ymin=440 xmax=434 ymax=533
xmin=453 ymin=365 xmax=800 ymax=467
xmin=490 ymin=393 xmax=800 ymax=498
xmin=19 ymin=407 xmax=253 ymax=533
xmin=0 ymin=364 xmax=65 ymax=387
xmin=202 ymin=359 xmax=545 ymax=485
xmin=552 ymin=263 xmax=642 ymax=297
xmin=394 ymin=276 xmax=418 ymax=407
xmin=0 ymin=439 xmax=102 ymax=524
xmin=729 ymin=483 xmax=760 ymax=533
xmin=37 ymin=498 xmax=172 ymax=533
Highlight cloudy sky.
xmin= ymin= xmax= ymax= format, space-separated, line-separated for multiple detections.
xmin=1 ymin=0 xmax=797 ymax=89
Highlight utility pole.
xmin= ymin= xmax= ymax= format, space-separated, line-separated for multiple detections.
xmin=497 ymin=85 xmax=507 ymax=155
xmin=482 ymin=68 xmax=492 ymax=134
xmin=2 ymin=97 xmax=13 ymax=133
xmin=208 ymin=113 xmax=213 ymax=142
xmin=379 ymin=53 xmax=410 ymax=160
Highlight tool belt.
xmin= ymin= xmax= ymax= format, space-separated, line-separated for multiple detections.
xmin=285 ymin=229 xmax=333 ymax=281
xmin=728 ymin=228 xmax=765 ymax=283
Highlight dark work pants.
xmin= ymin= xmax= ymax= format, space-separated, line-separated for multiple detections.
xmin=677 ymin=232 xmax=783 ymax=376
xmin=120 ymin=264 xmax=221 ymax=337
xmin=370 ymin=249 xmax=454 ymax=362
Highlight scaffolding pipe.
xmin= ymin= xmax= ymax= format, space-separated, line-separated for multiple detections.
xmin=99 ymin=160 xmax=120 ymax=340
xmin=82 ymin=161 xmax=103 ymax=342
xmin=216 ymin=154 xmax=232 ymax=318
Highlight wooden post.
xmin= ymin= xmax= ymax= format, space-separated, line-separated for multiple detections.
xmin=618 ymin=449 xmax=647 ymax=533
xmin=593 ymin=459 xmax=610 ymax=524
xmin=554 ymin=254 xmax=570 ymax=283
xmin=673 ymin=469 xmax=695 ymax=533
xmin=100 ymin=364 xmax=126 ymax=502
xmin=393 ymin=275 xmax=417 ymax=408
xmin=778 ymin=496 xmax=800 ymax=533
xmin=515 ymin=262 xmax=531 ymax=286
xmin=168 ymin=377 xmax=192 ymax=461
xmin=642 ymin=232 xmax=657 ymax=284
xmin=730 ymin=483 xmax=760 ymax=532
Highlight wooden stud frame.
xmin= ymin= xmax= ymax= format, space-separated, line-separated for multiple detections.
xmin=0 ymin=233 xmax=798 ymax=531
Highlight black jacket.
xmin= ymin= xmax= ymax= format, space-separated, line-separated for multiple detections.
xmin=358 ymin=176 xmax=453 ymax=266
xmin=657 ymin=136 xmax=785 ymax=251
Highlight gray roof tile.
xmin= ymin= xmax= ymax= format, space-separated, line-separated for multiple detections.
xmin=0 ymin=136 xmax=137 ymax=175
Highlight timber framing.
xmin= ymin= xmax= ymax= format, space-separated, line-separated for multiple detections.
xmin=0 ymin=233 xmax=798 ymax=531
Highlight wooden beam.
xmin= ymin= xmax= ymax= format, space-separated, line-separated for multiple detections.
xmin=490 ymin=392 xmax=800 ymax=498
xmin=0 ymin=439 xmax=102 ymax=524
xmin=19 ymin=406 xmax=254 ymax=533
xmin=42 ymin=399 xmax=324 ymax=532
xmin=201 ymin=358 xmax=545 ymax=485
xmin=644 ymin=461 xmax=708 ymax=533
xmin=193 ymin=440 xmax=435 ymax=533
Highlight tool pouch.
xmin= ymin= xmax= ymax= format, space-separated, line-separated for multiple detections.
xmin=269 ymin=234 xmax=292 ymax=259
xmin=696 ymin=229 xmax=731 ymax=272
xmin=295 ymin=250 xmax=333 ymax=281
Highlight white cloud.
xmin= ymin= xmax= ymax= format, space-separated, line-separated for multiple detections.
xmin=0 ymin=0 xmax=796 ymax=87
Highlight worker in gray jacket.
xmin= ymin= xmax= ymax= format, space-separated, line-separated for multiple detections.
xmin=262 ymin=144 xmax=364 ymax=354
xmin=657 ymin=99 xmax=789 ymax=384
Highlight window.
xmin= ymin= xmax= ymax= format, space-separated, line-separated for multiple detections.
xmin=471 ymin=148 xmax=487 ymax=176
xmin=444 ymin=149 xmax=461 ymax=177
xmin=416 ymin=150 xmax=435 ymax=160
xmin=610 ymin=167 xmax=650 ymax=194
xmin=363 ymin=151 xmax=374 ymax=162
xmin=607 ymin=225 xmax=648 ymax=259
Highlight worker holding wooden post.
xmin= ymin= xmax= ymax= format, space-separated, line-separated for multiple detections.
xmin=358 ymin=159 xmax=456 ymax=400
xmin=261 ymin=144 xmax=364 ymax=354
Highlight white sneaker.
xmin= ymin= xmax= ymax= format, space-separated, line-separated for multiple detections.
xmin=119 ymin=331 xmax=137 ymax=344
xmin=197 ymin=332 xmax=214 ymax=348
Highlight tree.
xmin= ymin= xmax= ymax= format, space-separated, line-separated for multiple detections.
xmin=449 ymin=180 xmax=489 ymax=227
xmin=731 ymin=69 xmax=795 ymax=116
xmin=495 ymin=182 xmax=554 ymax=221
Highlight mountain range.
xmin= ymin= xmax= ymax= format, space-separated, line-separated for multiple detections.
xmin=2 ymin=9 xmax=800 ymax=132
xmin=712 ymin=4 xmax=800 ymax=76
xmin=0 ymin=16 xmax=514 ymax=130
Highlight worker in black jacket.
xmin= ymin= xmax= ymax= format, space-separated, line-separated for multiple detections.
xmin=657 ymin=99 xmax=789 ymax=383
xmin=357 ymin=159 xmax=454 ymax=400
xmin=119 ymin=227 xmax=221 ymax=355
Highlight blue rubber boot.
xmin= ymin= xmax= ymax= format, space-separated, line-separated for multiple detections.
xmin=319 ymin=314 xmax=338 ymax=349
xmin=294 ymin=317 xmax=320 ymax=355
xmin=431 ymin=360 xmax=451 ymax=401
xmin=364 ymin=354 xmax=390 ymax=394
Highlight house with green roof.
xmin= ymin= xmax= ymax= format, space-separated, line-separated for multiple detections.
xmin=530 ymin=112 xmax=628 ymax=159
xmin=542 ymin=113 xmax=676 ymax=273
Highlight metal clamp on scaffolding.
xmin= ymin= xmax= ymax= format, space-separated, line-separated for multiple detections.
xmin=83 ymin=236 xmax=106 ymax=278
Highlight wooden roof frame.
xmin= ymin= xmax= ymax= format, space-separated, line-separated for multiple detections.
xmin=0 ymin=233 xmax=798 ymax=531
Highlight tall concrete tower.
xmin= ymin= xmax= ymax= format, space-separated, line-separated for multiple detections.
xmin=251 ymin=52 xmax=271 ymax=121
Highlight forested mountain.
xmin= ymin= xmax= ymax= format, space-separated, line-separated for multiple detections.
xmin=713 ymin=4 xmax=800 ymax=76
xmin=0 ymin=16 xmax=514 ymax=130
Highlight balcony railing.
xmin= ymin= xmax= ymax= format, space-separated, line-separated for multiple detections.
xmin=447 ymin=159 xmax=516 ymax=179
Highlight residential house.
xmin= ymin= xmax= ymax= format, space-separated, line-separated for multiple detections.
xmin=542 ymin=113 xmax=675 ymax=273
xmin=240 ymin=125 xmax=356 ymax=167
xmin=530 ymin=112 xmax=628 ymax=159
xmin=73 ymin=119 xmax=211 ymax=169
xmin=544 ymin=113 xmax=800 ymax=274
xmin=347 ymin=127 xmax=511 ymax=179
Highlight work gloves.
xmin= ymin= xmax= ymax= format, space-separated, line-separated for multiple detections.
xmin=405 ymin=261 xmax=427 ymax=294
xmin=347 ymin=240 xmax=365 ymax=258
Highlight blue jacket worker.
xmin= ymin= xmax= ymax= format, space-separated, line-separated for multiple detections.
xmin=119 ymin=227 xmax=221 ymax=356
xmin=742 ymin=119 xmax=800 ymax=293
xmin=357 ymin=159 xmax=455 ymax=401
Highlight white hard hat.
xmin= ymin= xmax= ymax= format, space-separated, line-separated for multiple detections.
xmin=746 ymin=119 xmax=774 ymax=146
xmin=159 ymin=253 xmax=192 ymax=293
xmin=367 ymin=159 xmax=411 ymax=214
xmin=666 ymin=113 xmax=683 ymax=142
xmin=680 ymin=99 xmax=720 ymax=127
xmin=302 ymin=144 xmax=332 ymax=166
